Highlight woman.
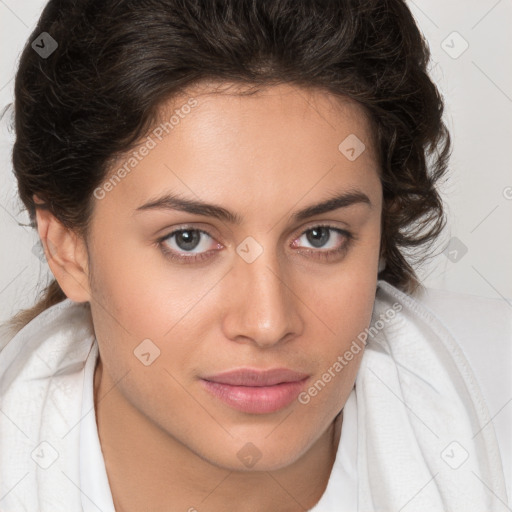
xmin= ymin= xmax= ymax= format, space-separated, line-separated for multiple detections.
xmin=0 ymin=0 xmax=510 ymax=511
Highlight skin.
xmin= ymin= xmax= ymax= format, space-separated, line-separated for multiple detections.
xmin=35 ymin=82 xmax=383 ymax=512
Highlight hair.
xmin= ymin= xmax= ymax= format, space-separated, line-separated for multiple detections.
xmin=4 ymin=0 xmax=451 ymax=336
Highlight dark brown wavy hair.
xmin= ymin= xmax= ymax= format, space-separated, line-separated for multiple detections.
xmin=5 ymin=0 xmax=451 ymax=335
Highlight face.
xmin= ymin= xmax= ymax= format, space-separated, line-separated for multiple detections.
xmin=85 ymin=82 xmax=382 ymax=471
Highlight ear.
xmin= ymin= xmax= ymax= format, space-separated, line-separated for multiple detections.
xmin=33 ymin=194 xmax=91 ymax=303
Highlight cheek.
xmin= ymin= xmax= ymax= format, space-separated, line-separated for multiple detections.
xmin=88 ymin=230 xmax=205 ymax=336
xmin=86 ymin=236 xmax=222 ymax=395
xmin=310 ymin=282 xmax=374 ymax=380
xmin=298 ymin=253 xmax=377 ymax=402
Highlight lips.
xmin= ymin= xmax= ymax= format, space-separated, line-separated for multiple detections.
xmin=203 ymin=368 xmax=310 ymax=386
xmin=200 ymin=368 xmax=310 ymax=414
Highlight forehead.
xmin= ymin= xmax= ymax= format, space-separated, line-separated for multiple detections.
xmin=96 ymin=82 xmax=381 ymax=221
xmin=159 ymin=80 xmax=379 ymax=163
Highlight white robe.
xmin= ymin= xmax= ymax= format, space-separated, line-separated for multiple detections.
xmin=0 ymin=280 xmax=510 ymax=511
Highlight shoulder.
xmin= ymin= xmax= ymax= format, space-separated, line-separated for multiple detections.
xmin=0 ymin=298 xmax=96 ymax=510
xmin=382 ymin=281 xmax=512 ymax=495
xmin=0 ymin=298 xmax=94 ymax=378
xmin=377 ymin=281 xmax=512 ymax=386
xmin=384 ymin=282 xmax=512 ymax=407
xmin=414 ymin=284 xmax=512 ymax=409
xmin=417 ymin=285 xmax=512 ymax=489
xmin=410 ymin=285 xmax=512 ymax=402
xmin=413 ymin=284 xmax=512 ymax=335
xmin=376 ymin=279 xmax=512 ymax=419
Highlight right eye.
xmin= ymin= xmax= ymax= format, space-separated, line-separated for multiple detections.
xmin=157 ymin=227 xmax=223 ymax=263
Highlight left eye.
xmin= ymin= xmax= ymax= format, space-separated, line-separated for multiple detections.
xmin=293 ymin=226 xmax=347 ymax=251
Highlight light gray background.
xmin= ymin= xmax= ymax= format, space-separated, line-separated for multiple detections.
xmin=1 ymin=0 xmax=511 ymax=325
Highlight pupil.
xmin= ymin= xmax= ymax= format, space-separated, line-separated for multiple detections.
xmin=176 ymin=230 xmax=200 ymax=250
xmin=307 ymin=227 xmax=329 ymax=248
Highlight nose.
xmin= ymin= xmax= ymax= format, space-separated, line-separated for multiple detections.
xmin=221 ymin=251 xmax=304 ymax=348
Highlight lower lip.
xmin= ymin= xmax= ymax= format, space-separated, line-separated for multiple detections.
xmin=201 ymin=378 xmax=309 ymax=414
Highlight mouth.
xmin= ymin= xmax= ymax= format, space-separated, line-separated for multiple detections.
xmin=200 ymin=368 xmax=310 ymax=414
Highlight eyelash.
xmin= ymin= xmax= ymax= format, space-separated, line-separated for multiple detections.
xmin=156 ymin=224 xmax=355 ymax=264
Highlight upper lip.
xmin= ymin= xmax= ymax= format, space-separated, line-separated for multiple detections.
xmin=202 ymin=368 xmax=310 ymax=387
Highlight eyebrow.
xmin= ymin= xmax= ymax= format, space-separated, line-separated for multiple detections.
xmin=134 ymin=189 xmax=371 ymax=224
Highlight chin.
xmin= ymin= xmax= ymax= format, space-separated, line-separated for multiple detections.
xmin=192 ymin=429 xmax=314 ymax=473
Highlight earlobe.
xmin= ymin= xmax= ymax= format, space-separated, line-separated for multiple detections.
xmin=33 ymin=194 xmax=91 ymax=303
